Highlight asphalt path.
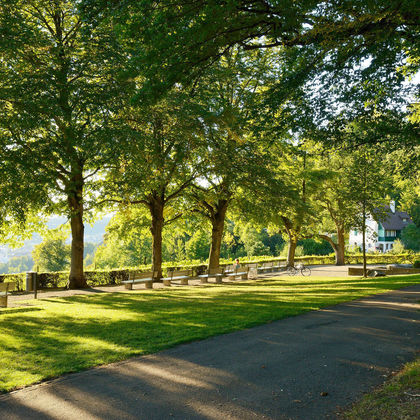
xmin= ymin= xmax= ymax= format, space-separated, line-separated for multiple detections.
xmin=1 ymin=284 xmax=419 ymax=420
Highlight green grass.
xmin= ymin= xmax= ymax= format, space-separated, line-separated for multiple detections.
xmin=342 ymin=355 xmax=420 ymax=419
xmin=1 ymin=274 xmax=419 ymax=393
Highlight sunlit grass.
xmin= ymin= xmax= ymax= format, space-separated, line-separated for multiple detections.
xmin=343 ymin=355 xmax=420 ymax=419
xmin=1 ymin=274 xmax=419 ymax=393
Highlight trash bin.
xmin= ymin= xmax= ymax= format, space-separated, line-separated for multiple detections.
xmin=26 ymin=272 xmax=37 ymax=292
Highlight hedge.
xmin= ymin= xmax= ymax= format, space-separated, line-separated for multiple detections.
xmin=0 ymin=253 xmax=418 ymax=291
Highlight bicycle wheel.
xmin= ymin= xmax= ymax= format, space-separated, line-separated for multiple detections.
xmin=301 ymin=266 xmax=311 ymax=276
xmin=287 ymin=266 xmax=297 ymax=276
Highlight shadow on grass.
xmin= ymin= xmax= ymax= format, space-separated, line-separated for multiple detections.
xmin=0 ymin=307 xmax=43 ymax=315
xmin=0 ymin=275 xmax=419 ymax=394
xmin=1 ymin=283 xmax=419 ymax=419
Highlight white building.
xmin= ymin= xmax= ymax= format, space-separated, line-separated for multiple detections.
xmin=349 ymin=201 xmax=413 ymax=253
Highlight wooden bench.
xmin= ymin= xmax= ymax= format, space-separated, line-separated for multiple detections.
xmin=224 ymin=266 xmax=249 ymax=280
xmin=161 ymin=269 xmax=193 ymax=286
xmin=122 ymin=271 xmax=157 ymax=290
xmin=0 ymin=282 xmax=17 ymax=308
xmin=258 ymin=261 xmax=273 ymax=274
xmin=272 ymin=261 xmax=285 ymax=272
xmin=198 ymin=268 xmax=224 ymax=284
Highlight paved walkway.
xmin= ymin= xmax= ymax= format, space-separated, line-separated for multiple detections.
xmin=1 ymin=284 xmax=419 ymax=420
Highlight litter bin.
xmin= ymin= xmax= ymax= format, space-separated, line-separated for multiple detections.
xmin=26 ymin=272 xmax=37 ymax=292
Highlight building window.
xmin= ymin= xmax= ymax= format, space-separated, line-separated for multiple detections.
xmin=385 ymin=230 xmax=396 ymax=237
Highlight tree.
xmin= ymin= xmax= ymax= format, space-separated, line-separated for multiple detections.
xmin=234 ymin=223 xmax=270 ymax=257
xmin=315 ymin=151 xmax=361 ymax=265
xmin=32 ymin=238 xmax=71 ymax=272
xmin=271 ymin=146 xmax=326 ymax=267
xmin=104 ymin=91 xmax=200 ymax=278
xmin=100 ymin=0 xmax=419 ymax=131
xmin=345 ymin=145 xmax=389 ymax=277
xmin=401 ymin=225 xmax=420 ymax=252
xmin=105 ymin=1 xmax=418 ymax=85
xmin=188 ymin=48 xmax=280 ymax=269
xmin=0 ymin=1 xmax=130 ymax=287
xmin=93 ymin=210 xmax=153 ymax=269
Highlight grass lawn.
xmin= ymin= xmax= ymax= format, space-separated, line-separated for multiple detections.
xmin=1 ymin=274 xmax=419 ymax=393
xmin=342 ymin=355 xmax=420 ymax=419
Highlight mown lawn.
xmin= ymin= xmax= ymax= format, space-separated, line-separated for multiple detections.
xmin=342 ymin=355 xmax=420 ymax=419
xmin=1 ymin=274 xmax=419 ymax=393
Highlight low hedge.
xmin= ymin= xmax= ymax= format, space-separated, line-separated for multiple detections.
xmin=0 ymin=273 xmax=26 ymax=291
xmin=1 ymin=253 xmax=418 ymax=291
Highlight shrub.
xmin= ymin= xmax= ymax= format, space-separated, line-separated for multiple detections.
xmin=414 ymin=260 xmax=420 ymax=268
xmin=0 ymin=273 xmax=26 ymax=291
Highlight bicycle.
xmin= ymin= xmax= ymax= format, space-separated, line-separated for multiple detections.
xmin=286 ymin=263 xmax=311 ymax=276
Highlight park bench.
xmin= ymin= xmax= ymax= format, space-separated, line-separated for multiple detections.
xmin=161 ymin=269 xmax=193 ymax=286
xmin=122 ymin=271 xmax=157 ymax=290
xmin=224 ymin=265 xmax=249 ymax=280
xmin=198 ymin=268 xmax=224 ymax=284
xmin=0 ymin=281 xmax=16 ymax=308
xmin=272 ymin=260 xmax=285 ymax=272
xmin=258 ymin=261 xmax=273 ymax=274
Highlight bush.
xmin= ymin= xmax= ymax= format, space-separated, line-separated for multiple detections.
xmin=414 ymin=260 xmax=420 ymax=268
xmin=0 ymin=273 xmax=26 ymax=291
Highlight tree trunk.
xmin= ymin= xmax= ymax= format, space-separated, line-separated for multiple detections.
xmin=150 ymin=196 xmax=164 ymax=279
xmin=319 ymin=234 xmax=339 ymax=265
xmin=208 ymin=199 xmax=228 ymax=270
xmin=336 ymin=228 xmax=345 ymax=266
xmin=68 ymin=178 xmax=87 ymax=289
xmin=319 ymin=227 xmax=346 ymax=266
xmin=287 ymin=236 xmax=297 ymax=267
xmin=362 ymin=204 xmax=367 ymax=277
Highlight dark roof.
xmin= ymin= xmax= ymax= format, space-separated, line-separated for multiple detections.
xmin=379 ymin=207 xmax=413 ymax=231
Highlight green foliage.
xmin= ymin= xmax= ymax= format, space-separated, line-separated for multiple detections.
xmin=117 ymin=0 xmax=419 ymax=113
xmin=185 ymin=230 xmax=210 ymax=261
xmin=390 ymin=239 xmax=406 ymax=254
xmin=32 ymin=239 xmax=71 ymax=273
xmin=298 ymin=239 xmax=333 ymax=256
xmin=93 ymin=209 xmax=153 ymax=269
xmin=0 ymin=0 xmax=132 ymax=287
xmin=401 ymin=224 xmax=420 ymax=252
xmin=0 ymin=273 xmax=26 ymax=291
xmin=413 ymin=260 xmax=420 ymax=268
xmin=235 ymin=224 xmax=270 ymax=257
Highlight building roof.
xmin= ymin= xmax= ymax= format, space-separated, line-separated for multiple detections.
xmin=378 ymin=207 xmax=413 ymax=231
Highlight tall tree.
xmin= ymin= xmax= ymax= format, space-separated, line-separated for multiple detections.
xmin=104 ymin=91 xmax=200 ymax=278
xmin=0 ymin=1 xmax=129 ymax=287
xmin=189 ymin=47 xmax=279 ymax=269
xmin=343 ymin=141 xmax=390 ymax=276
xmin=315 ymin=152 xmax=360 ymax=265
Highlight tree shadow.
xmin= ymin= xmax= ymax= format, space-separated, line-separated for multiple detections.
xmin=0 ymin=284 xmax=419 ymax=419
